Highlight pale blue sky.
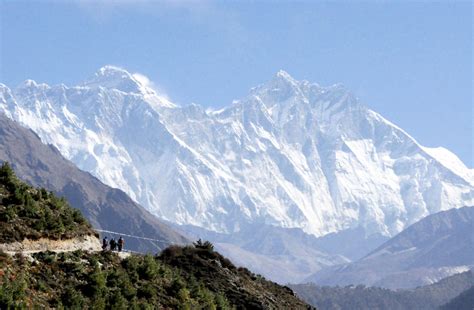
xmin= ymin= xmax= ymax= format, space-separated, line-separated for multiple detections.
xmin=0 ymin=1 xmax=472 ymax=166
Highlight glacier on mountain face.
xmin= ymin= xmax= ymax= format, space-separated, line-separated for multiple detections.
xmin=1 ymin=66 xmax=473 ymax=281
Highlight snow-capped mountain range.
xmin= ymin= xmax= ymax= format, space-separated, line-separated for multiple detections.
xmin=1 ymin=66 xmax=473 ymax=240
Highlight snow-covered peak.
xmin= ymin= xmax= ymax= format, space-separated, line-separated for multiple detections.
xmin=81 ymin=66 xmax=176 ymax=108
xmin=274 ymin=69 xmax=296 ymax=82
xmin=0 ymin=84 xmax=13 ymax=104
xmin=98 ymin=65 xmax=128 ymax=76
xmin=245 ymin=70 xmax=304 ymax=107
xmin=16 ymin=79 xmax=51 ymax=91
xmin=268 ymin=69 xmax=300 ymax=90
xmin=20 ymin=79 xmax=38 ymax=88
xmin=83 ymin=65 xmax=143 ymax=93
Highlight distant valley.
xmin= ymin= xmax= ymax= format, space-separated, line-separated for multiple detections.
xmin=305 ymin=206 xmax=474 ymax=289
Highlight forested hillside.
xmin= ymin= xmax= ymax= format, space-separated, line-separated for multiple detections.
xmin=291 ymin=270 xmax=473 ymax=310
xmin=440 ymin=286 xmax=474 ymax=310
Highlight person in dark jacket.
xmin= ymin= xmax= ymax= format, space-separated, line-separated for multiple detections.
xmin=110 ymin=238 xmax=117 ymax=251
xmin=118 ymin=237 xmax=124 ymax=252
xmin=102 ymin=237 xmax=108 ymax=250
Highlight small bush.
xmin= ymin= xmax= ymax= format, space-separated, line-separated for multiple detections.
xmin=193 ymin=239 xmax=214 ymax=252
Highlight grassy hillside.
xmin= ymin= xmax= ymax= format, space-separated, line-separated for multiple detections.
xmin=0 ymin=163 xmax=313 ymax=309
xmin=0 ymin=162 xmax=97 ymax=242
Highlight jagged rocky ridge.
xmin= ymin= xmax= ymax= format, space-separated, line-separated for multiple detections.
xmin=1 ymin=66 xmax=472 ymax=282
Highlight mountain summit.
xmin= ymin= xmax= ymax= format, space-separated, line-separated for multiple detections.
xmin=83 ymin=65 xmax=175 ymax=108
xmin=84 ymin=65 xmax=140 ymax=92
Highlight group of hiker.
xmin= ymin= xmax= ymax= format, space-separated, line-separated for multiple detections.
xmin=102 ymin=236 xmax=125 ymax=252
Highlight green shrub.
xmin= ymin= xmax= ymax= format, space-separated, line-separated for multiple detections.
xmin=107 ymin=290 xmax=128 ymax=310
xmin=138 ymin=254 xmax=159 ymax=280
xmin=61 ymin=286 xmax=86 ymax=309
xmin=193 ymin=239 xmax=215 ymax=252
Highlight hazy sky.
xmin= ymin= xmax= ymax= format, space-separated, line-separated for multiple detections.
xmin=1 ymin=1 xmax=472 ymax=166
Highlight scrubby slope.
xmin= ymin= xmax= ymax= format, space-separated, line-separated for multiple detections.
xmin=0 ymin=162 xmax=96 ymax=243
xmin=159 ymin=241 xmax=312 ymax=309
xmin=1 ymin=243 xmax=313 ymax=309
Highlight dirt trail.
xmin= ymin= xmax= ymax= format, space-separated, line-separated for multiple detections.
xmin=0 ymin=235 xmax=100 ymax=254
xmin=0 ymin=235 xmax=136 ymax=261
